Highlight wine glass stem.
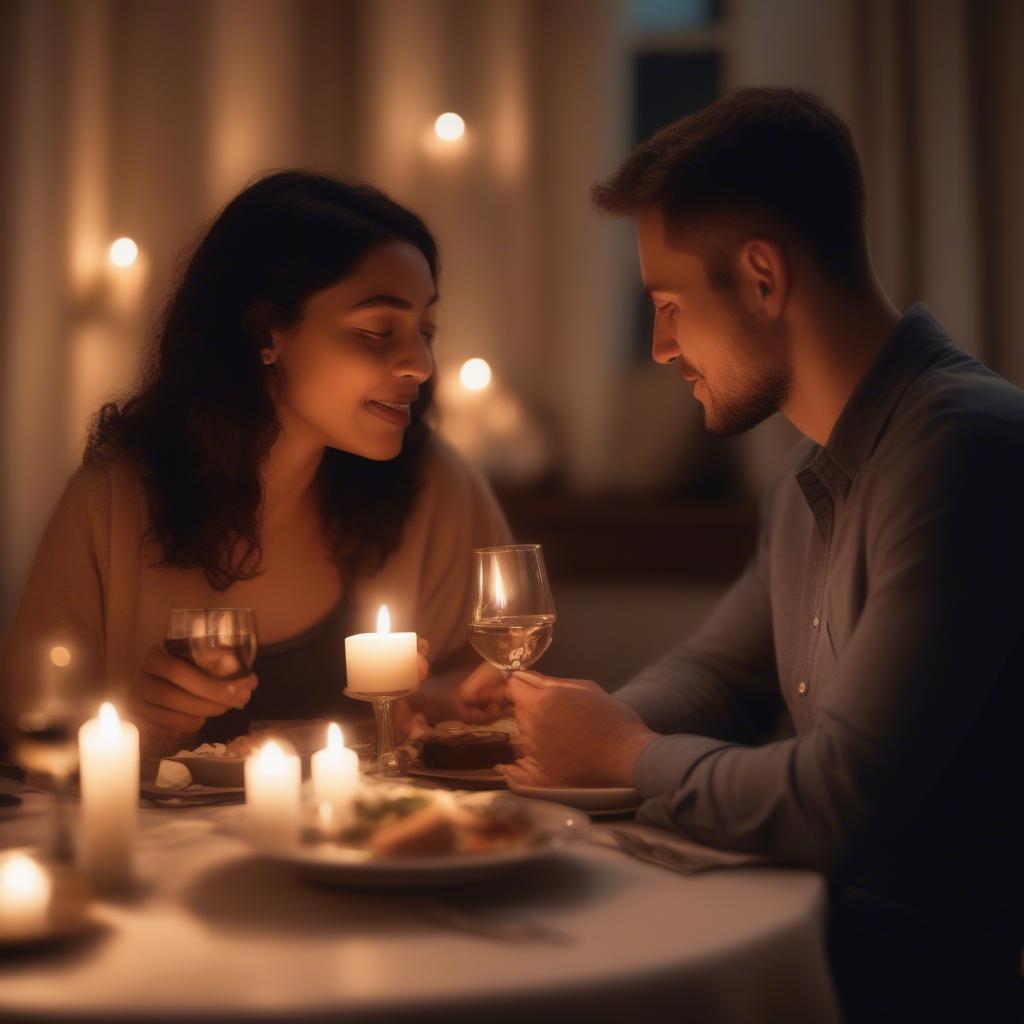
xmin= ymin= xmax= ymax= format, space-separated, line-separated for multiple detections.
xmin=373 ymin=698 xmax=401 ymax=776
xmin=52 ymin=771 xmax=74 ymax=864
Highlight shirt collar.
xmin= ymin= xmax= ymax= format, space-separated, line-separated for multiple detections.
xmin=816 ymin=302 xmax=957 ymax=482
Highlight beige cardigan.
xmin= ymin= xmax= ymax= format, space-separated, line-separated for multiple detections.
xmin=1 ymin=438 xmax=511 ymax=722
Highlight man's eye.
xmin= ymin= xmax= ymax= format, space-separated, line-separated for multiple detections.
xmin=355 ymin=328 xmax=393 ymax=342
xmin=655 ymin=303 xmax=675 ymax=316
xmin=420 ymin=328 xmax=437 ymax=343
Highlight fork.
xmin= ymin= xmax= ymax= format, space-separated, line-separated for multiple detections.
xmin=593 ymin=828 xmax=757 ymax=875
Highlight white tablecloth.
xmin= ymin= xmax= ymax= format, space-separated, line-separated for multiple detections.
xmin=0 ymin=792 xmax=841 ymax=1023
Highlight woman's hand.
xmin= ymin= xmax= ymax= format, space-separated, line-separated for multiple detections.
xmin=454 ymin=662 xmax=508 ymax=723
xmin=126 ymin=645 xmax=258 ymax=757
xmin=417 ymin=636 xmax=430 ymax=684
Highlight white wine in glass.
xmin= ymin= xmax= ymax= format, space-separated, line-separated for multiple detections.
xmin=469 ymin=545 xmax=556 ymax=674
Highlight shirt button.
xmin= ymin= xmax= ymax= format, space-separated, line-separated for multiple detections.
xmin=797 ymin=680 xmax=809 ymax=696
xmin=812 ymin=616 xmax=820 ymax=628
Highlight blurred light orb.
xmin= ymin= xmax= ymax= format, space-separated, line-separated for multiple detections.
xmin=109 ymin=237 xmax=138 ymax=268
xmin=49 ymin=646 xmax=71 ymax=668
xmin=459 ymin=358 xmax=492 ymax=392
xmin=434 ymin=112 xmax=466 ymax=142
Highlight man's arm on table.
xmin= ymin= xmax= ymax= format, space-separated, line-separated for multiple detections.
xmin=629 ymin=420 xmax=1024 ymax=873
xmin=615 ymin=486 xmax=783 ymax=745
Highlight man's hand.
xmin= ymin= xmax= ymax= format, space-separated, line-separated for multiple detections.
xmin=502 ymin=671 xmax=656 ymax=787
xmin=454 ymin=661 xmax=507 ymax=722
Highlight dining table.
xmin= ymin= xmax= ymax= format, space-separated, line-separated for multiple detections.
xmin=0 ymin=785 xmax=842 ymax=1023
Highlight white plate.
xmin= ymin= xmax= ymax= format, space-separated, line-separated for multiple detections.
xmin=404 ymin=765 xmax=507 ymax=788
xmin=256 ymin=798 xmax=588 ymax=889
xmin=506 ymin=780 xmax=642 ymax=812
xmin=169 ymin=755 xmax=245 ymax=788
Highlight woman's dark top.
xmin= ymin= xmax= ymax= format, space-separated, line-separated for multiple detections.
xmin=197 ymin=598 xmax=372 ymax=744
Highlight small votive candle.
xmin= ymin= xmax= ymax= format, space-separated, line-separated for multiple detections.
xmin=244 ymin=740 xmax=301 ymax=849
xmin=78 ymin=702 xmax=139 ymax=892
xmin=344 ymin=605 xmax=418 ymax=695
xmin=0 ymin=853 xmax=51 ymax=937
xmin=312 ymin=723 xmax=360 ymax=817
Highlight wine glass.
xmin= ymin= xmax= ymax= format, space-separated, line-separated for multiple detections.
xmin=469 ymin=545 xmax=556 ymax=675
xmin=165 ymin=608 xmax=258 ymax=680
xmin=6 ymin=642 xmax=91 ymax=863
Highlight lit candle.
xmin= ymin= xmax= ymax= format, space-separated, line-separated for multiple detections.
xmin=244 ymin=740 xmax=301 ymax=849
xmin=0 ymin=853 xmax=51 ymax=937
xmin=344 ymin=605 xmax=418 ymax=695
xmin=312 ymin=723 xmax=360 ymax=822
xmin=78 ymin=702 xmax=139 ymax=892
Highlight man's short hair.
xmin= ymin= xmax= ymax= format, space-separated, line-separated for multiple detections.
xmin=592 ymin=87 xmax=871 ymax=291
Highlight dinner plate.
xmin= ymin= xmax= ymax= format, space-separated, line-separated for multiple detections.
xmin=404 ymin=765 xmax=508 ymax=789
xmin=168 ymin=755 xmax=246 ymax=788
xmin=256 ymin=798 xmax=589 ymax=889
xmin=505 ymin=780 xmax=643 ymax=813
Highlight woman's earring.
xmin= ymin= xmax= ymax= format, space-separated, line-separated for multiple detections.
xmin=261 ymin=348 xmax=275 ymax=365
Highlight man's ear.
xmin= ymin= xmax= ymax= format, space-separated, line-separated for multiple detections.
xmin=738 ymin=238 xmax=787 ymax=318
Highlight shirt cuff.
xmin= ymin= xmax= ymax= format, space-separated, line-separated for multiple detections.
xmin=633 ymin=733 xmax=732 ymax=798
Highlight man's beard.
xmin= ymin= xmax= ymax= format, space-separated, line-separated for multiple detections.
xmin=701 ymin=364 xmax=791 ymax=436
xmin=699 ymin=312 xmax=792 ymax=437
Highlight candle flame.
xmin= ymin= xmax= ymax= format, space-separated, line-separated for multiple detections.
xmin=376 ymin=605 xmax=391 ymax=634
xmin=493 ymin=561 xmax=507 ymax=609
xmin=258 ymin=740 xmax=286 ymax=766
xmin=49 ymin=646 xmax=71 ymax=668
xmin=98 ymin=702 xmax=120 ymax=735
xmin=327 ymin=722 xmax=344 ymax=750
xmin=0 ymin=853 xmax=49 ymax=898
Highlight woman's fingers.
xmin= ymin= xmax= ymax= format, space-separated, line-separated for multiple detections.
xmin=136 ymin=673 xmax=250 ymax=718
xmin=126 ymin=693 xmax=205 ymax=735
xmin=140 ymin=645 xmax=257 ymax=708
xmin=416 ymin=636 xmax=431 ymax=683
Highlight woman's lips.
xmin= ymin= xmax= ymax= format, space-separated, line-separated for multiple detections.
xmin=364 ymin=398 xmax=412 ymax=427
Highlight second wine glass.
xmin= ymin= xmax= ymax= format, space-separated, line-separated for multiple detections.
xmin=469 ymin=544 xmax=556 ymax=675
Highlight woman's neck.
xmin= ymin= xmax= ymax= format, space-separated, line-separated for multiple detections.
xmin=261 ymin=418 xmax=325 ymax=529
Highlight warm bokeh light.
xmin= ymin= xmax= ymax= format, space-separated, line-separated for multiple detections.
xmin=459 ymin=357 xmax=492 ymax=391
xmin=434 ymin=112 xmax=466 ymax=142
xmin=108 ymin=237 xmax=139 ymax=267
xmin=376 ymin=605 xmax=391 ymax=634
xmin=49 ymin=645 xmax=71 ymax=667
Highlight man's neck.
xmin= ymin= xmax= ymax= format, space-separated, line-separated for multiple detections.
xmin=781 ymin=283 xmax=901 ymax=446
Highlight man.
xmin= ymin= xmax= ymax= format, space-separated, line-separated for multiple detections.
xmin=459 ymin=88 xmax=1024 ymax=1021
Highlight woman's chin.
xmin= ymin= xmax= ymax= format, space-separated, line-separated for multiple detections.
xmin=327 ymin=434 xmax=404 ymax=461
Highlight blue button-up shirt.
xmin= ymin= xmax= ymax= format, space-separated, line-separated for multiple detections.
xmin=618 ymin=304 xmax=1024 ymax=929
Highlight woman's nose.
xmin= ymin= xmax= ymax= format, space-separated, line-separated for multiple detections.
xmin=393 ymin=334 xmax=434 ymax=383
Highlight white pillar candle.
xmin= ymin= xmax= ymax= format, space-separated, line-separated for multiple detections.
xmin=244 ymin=740 xmax=301 ymax=849
xmin=78 ymin=702 xmax=139 ymax=892
xmin=0 ymin=853 xmax=51 ymax=937
xmin=344 ymin=605 xmax=419 ymax=695
xmin=312 ymin=723 xmax=360 ymax=819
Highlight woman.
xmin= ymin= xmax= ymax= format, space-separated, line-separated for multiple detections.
xmin=1 ymin=171 xmax=508 ymax=756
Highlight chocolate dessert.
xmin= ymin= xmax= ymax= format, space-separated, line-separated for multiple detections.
xmin=420 ymin=731 xmax=517 ymax=771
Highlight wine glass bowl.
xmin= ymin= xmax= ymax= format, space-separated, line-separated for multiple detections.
xmin=469 ymin=545 xmax=556 ymax=674
xmin=165 ymin=608 xmax=258 ymax=680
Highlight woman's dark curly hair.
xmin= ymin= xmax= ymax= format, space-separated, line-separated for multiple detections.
xmin=88 ymin=170 xmax=438 ymax=590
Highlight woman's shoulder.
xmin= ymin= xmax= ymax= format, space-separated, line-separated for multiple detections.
xmin=59 ymin=453 xmax=148 ymax=526
xmin=416 ymin=436 xmax=501 ymax=515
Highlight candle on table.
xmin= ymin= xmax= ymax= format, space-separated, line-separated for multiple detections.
xmin=312 ymin=722 xmax=360 ymax=816
xmin=245 ymin=740 xmax=301 ymax=849
xmin=0 ymin=853 xmax=51 ymax=937
xmin=344 ymin=605 xmax=418 ymax=695
xmin=78 ymin=702 xmax=139 ymax=892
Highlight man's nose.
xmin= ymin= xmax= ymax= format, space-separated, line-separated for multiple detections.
xmin=651 ymin=328 xmax=680 ymax=366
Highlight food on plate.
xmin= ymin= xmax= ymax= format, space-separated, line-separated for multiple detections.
xmin=319 ymin=786 xmax=535 ymax=857
xmin=421 ymin=731 xmax=517 ymax=770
